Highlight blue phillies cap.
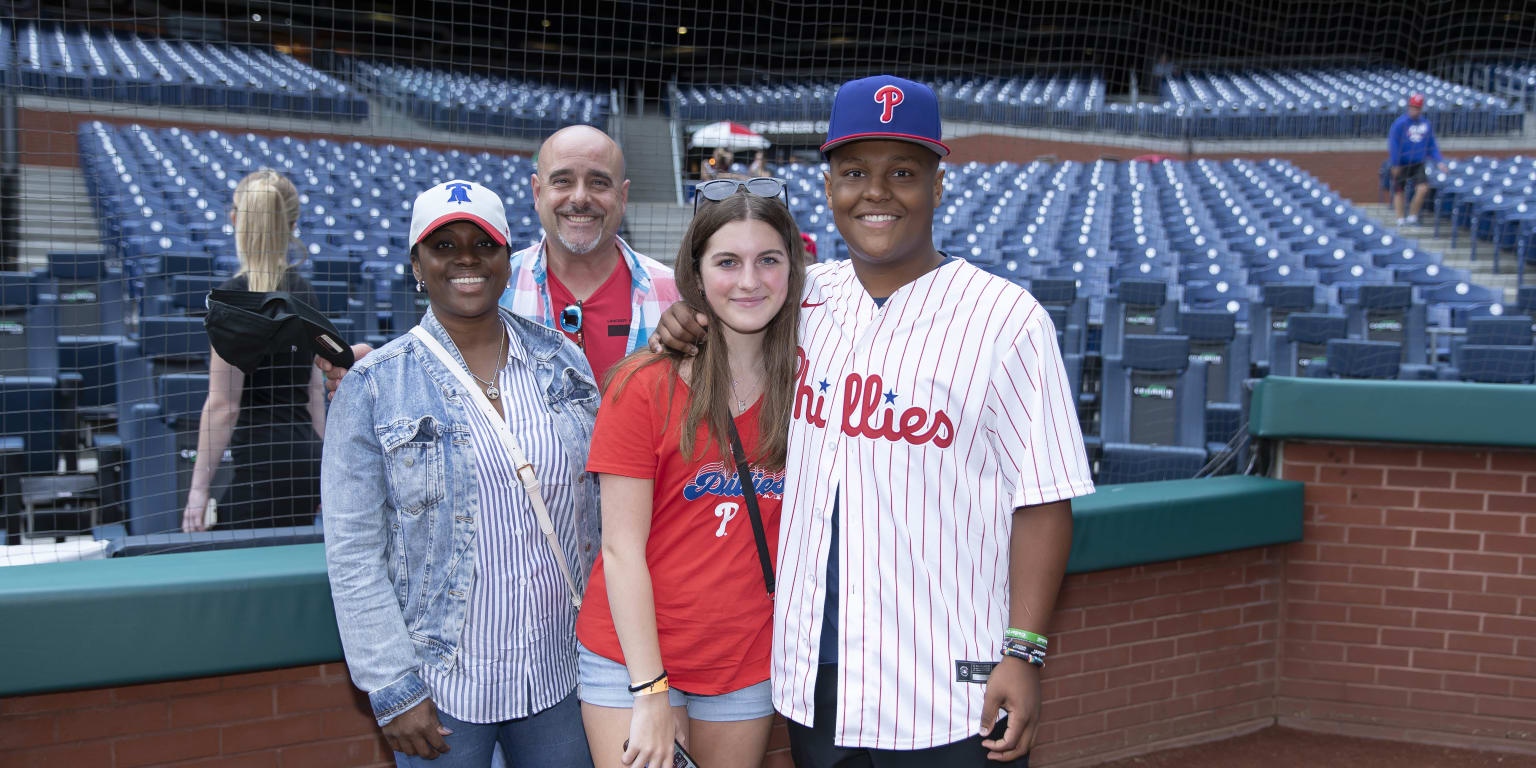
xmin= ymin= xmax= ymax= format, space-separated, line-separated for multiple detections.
xmin=821 ymin=75 xmax=950 ymax=158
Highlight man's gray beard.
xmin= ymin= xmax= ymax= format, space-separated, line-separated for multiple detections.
xmin=557 ymin=229 xmax=602 ymax=255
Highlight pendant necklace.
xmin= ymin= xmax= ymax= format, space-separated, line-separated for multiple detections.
xmin=466 ymin=327 xmax=507 ymax=400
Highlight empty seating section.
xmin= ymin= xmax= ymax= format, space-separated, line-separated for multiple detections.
xmin=16 ymin=25 xmax=366 ymax=118
xmin=1481 ymin=61 xmax=1536 ymax=111
xmin=779 ymin=154 xmax=1531 ymax=480
xmin=10 ymin=111 xmax=1536 ymax=542
xmin=1152 ymin=67 xmax=1520 ymax=138
xmin=76 ymin=121 xmax=546 ymax=335
xmin=675 ymin=68 xmax=1520 ymax=138
xmin=1423 ymin=156 xmax=1536 ymax=285
xmin=674 ymin=74 xmax=1107 ymax=128
xmin=347 ymin=60 xmax=608 ymax=138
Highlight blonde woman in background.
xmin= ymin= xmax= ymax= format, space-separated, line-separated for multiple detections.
xmin=183 ymin=169 xmax=328 ymax=531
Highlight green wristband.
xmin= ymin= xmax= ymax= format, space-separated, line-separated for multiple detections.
xmin=1005 ymin=628 xmax=1048 ymax=648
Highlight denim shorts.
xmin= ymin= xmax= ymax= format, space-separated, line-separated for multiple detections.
xmin=576 ymin=641 xmax=774 ymax=722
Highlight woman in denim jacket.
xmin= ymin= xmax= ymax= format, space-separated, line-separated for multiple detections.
xmin=323 ymin=180 xmax=599 ymax=767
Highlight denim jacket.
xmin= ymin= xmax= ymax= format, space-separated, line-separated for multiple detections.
xmin=321 ymin=307 xmax=600 ymax=725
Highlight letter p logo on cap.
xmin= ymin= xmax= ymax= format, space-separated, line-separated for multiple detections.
xmin=874 ymin=85 xmax=905 ymax=123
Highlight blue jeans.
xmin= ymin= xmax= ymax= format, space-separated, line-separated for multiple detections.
xmin=394 ymin=690 xmax=593 ymax=768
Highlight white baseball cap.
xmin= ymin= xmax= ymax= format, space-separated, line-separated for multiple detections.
xmin=408 ymin=179 xmax=511 ymax=247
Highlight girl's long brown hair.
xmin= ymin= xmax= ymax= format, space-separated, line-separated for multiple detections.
xmin=607 ymin=191 xmax=805 ymax=471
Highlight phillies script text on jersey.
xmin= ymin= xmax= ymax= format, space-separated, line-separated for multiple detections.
xmin=794 ymin=348 xmax=955 ymax=447
xmin=683 ymin=461 xmax=786 ymax=501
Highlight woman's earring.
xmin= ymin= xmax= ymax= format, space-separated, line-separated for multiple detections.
xmin=415 ymin=280 xmax=424 ymax=293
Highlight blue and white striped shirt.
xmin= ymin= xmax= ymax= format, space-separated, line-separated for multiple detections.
xmin=422 ymin=320 xmax=581 ymax=723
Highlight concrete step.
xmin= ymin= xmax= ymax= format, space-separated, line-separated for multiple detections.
xmin=16 ymin=165 xmax=104 ymax=270
xmin=620 ymin=115 xmax=681 ymax=204
xmin=1358 ymin=203 xmax=1523 ymax=305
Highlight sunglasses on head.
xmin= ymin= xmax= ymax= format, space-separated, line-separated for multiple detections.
xmin=693 ymin=177 xmax=790 ymax=213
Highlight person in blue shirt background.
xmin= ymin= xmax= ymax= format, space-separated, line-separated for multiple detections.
xmin=1388 ymin=92 xmax=1449 ymax=226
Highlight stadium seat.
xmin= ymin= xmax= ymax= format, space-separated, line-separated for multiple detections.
xmin=1323 ymin=339 xmax=1404 ymax=379
xmin=1028 ymin=278 xmax=1089 ymax=357
xmin=1269 ymin=313 xmax=1348 ymax=378
xmin=1253 ymin=283 xmax=1319 ymax=373
xmin=1100 ymin=334 xmax=1208 ymax=449
xmin=0 ymin=375 xmax=63 ymax=476
xmin=48 ymin=251 xmax=125 ymax=337
xmin=1101 ymin=279 xmax=1177 ymax=357
xmin=1344 ymin=284 xmax=1430 ymax=376
xmin=0 ymin=270 xmax=59 ymax=378
xmin=122 ymin=373 xmax=221 ymax=535
xmin=1453 ymin=345 xmax=1536 ymax=384
xmin=1178 ymin=310 xmax=1251 ymax=456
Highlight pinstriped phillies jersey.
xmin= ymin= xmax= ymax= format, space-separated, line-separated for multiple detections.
xmin=772 ymin=257 xmax=1094 ymax=750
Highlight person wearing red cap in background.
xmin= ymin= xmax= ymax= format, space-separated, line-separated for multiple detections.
xmin=1388 ymin=93 xmax=1449 ymax=227
xmin=798 ymin=232 xmax=819 ymax=265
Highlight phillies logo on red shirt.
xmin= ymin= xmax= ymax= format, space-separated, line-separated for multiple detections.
xmin=874 ymin=85 xmax=904 ymax=123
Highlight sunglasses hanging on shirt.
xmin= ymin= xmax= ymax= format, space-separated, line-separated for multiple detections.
xmin=559 ymin=302 xmax=584 ymax=348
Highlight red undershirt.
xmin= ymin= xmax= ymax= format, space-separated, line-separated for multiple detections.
xmin=546 ymin=254 xmax=632 ymax=387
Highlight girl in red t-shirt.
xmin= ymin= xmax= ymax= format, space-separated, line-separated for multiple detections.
xmin=577 ymin=186 xmax=805 ymax=768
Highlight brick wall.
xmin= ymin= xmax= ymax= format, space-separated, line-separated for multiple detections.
xmin=1276 ymin=441 xmax=1536 ymax=751
xmin=1028 ymin=546 xmax=1283 ymax=766
xmin=0 ymin=664 xmax=389 ymax=768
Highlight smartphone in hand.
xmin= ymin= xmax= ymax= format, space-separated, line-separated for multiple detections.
xmin=622 ymin=739 xmax=701 ymax=768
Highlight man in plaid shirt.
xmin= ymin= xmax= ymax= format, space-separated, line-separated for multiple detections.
xmin=503 ymin=125 xmax=678 ymax=385
xmin=318 ymin=126 xmax=678 ymax=389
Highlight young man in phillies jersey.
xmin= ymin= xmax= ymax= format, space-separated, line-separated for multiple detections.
xmin=657 ymin=75 xmax=1094 ymax=766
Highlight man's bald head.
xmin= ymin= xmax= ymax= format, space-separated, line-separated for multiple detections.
xmin=536 ymin=125 xmax=626 ymax=182
xmin=531 ymin=125 xmax=630 ymax=259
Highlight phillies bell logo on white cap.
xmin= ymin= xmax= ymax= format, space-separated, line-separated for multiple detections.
xmin=409 ymin=179 xmax=512 ymax=247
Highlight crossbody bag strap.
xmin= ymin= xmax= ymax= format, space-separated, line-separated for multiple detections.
xmin=725 ymin=419 xmax=776 ymax=598
xmin=409 ymin=325 xmax=583 ymax=608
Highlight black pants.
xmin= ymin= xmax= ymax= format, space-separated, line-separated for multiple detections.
xmin=787 ymin=664 xmax=1029 ymax=768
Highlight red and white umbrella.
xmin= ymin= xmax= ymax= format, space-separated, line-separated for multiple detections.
xmin=689 ymin=121 xmax=771 ymax=150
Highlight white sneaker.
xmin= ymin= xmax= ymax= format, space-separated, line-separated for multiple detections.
xmin=1396 ymin=218 xmax=1406 ymax=226
xmin=1406 ymin=215 xmax=1419 ymax=225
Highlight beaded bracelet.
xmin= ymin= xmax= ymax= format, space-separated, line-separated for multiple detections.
xmin=1001 ymin=644 xmax=1045 ymax=668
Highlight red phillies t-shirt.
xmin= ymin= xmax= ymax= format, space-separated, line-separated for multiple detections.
xmin=576 ymin=360 xmax=782 ymax=695
xmin=547 ymin=255 xmax=632 ymax=386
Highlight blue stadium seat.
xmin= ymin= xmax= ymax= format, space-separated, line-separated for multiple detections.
xmin=48 ymin=251 xmax=125 ymax=337
xmin=1028 ymin=278 xmax=1088 ymax=357
xmin=168 ymin=274 xmax=224 ymax=315
xmin=57 ymin=335 xmax=124 ymax=428
xmin=1178 ymin=310 xmax=1251 ymax=456
xmin=1270 ymin=313 xmax=1348 ymax=378
xmin=1323 ymin=339 xmax=1404 ymax=379
xmin=1100 ymin=335 xmax=1207 ymax=450
xmin=0 ymin=375 xmax=64 ymax=476
xmin=0 ymin=270 xmax=59 ymax=378
xmin=1253 ymin=283 xmax=1319 ymax=374
xmin=123 ymin=373 xmax=216 ymax=535
xmin=1344 ymin=284 xmax=1430 ymax=376
xmin=1101 ymin=279 xmax=1177 ymax=358
xmin=1453 ymin=345 xmax=1536 ymax=384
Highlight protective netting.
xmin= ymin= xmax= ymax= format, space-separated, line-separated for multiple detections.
xmin=2 ymin=2 xmax=1534 ymax=557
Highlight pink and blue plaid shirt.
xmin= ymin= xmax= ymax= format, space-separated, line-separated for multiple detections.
xmin=499 ymin=235 xmax=680 ymax=358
